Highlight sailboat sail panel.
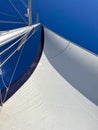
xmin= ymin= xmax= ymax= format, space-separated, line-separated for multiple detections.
xmin=44 ymin=27 xmax=98 ymax=105
xmin=0 ymin=1 xmax=98 ymax=129
xmin=0 ymin=26 xmax=97 ymax=130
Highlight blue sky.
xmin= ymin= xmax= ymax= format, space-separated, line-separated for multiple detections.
xmin=34 ymin=0 xmax=98 ymax=55
xmin=0 ymin=0 xmax=98 ymax=54
xmin=0 ymin=0 xmax=98 ymax=97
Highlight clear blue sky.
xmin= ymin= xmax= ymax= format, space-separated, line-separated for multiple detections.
xmin=0 ymin=0 xmax=98 ymax=54
xmin=34 ymin=0 xmax=98 ymax=55
xmin=0 ymin=0 xmax=98 ymax=95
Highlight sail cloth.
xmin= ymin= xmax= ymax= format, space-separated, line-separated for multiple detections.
xmin=0 ymin=27 xmax=98 ymax=130
xmin=44 ymin=28 xmax=98 ymax=106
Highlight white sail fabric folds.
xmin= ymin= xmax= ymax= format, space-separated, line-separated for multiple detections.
xmin=0 ymin=27 xmax=98 ymax=130
xmin=0 ymin=23 xmax=40 ymax=47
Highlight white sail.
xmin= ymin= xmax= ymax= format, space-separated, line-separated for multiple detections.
xmin=0 ymin=23 xmax=40 ymax=47
xmin=44 ymin=27 xmax=98 ymax=105
xmin=0 ymin=27 xmax=98 ymax=130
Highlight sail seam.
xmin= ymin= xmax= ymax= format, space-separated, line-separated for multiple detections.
xmin=49 ymin=42 xmax=70 ymax=60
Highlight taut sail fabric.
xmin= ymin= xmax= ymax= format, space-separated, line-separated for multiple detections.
xmin=0 ymin=27 xmax=98 ymax=130
xmin=44 ymin=28 xmax=98 ymax=106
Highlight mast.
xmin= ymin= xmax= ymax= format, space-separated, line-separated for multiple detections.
xmin=17 ymin=0 xmax=33 ymax=50
xmin=28 ymin=0 xmax=32 ymax=26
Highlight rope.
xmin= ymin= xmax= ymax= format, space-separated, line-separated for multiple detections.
xmin=9 ymin=0 xmax=28 ymax=24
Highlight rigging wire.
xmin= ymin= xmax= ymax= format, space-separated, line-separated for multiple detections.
xmin=0 ymin=0 xmax=33 ymax=105
xmin=0 ymin=61 xmax=7 ymax=89
xmin=0 ymin=20 xmax=26 ymax=24
xmin=0 ymin=34 xmax=27 ymax=56
xmin=0 ymin=30 xmax=34 ymax=68
xmin=0 ymin=12 xmax=22 ymax=19
xmin=20 ymin=0 xmax=27 ymax=9
xmin=0 ymin=47 xmax=22 ymax=68
xmin=2 ymin=31 xmax=35 ymax=102
xmin=9 ymin=0 xmax=28 ymax=24
xmin=2 ymin=45 xmax=24 ymax=103
xmin=0 ymin=35 xmax=24 ymax=92
xmin=0 ymin=59 xmax=10 ymax=106
xmin=0 ymin=25 xmax=40 ymax=104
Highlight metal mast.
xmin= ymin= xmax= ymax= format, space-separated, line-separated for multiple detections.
xmin=28 ymin=0 xmax=32 ymax=26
